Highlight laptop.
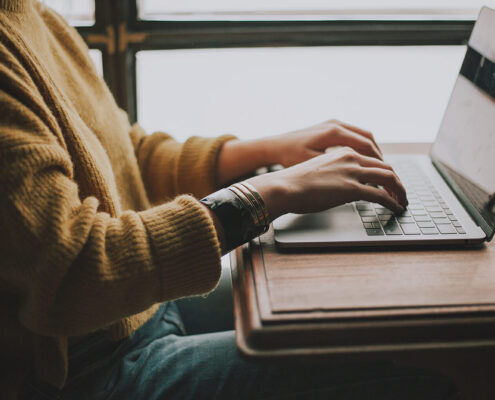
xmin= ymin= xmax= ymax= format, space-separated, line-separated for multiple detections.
xmin=273 ymin=6 xmax=495 ymax=248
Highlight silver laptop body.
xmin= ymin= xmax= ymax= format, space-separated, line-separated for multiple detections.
xmin=274 ymin=7 xmax=495 ymax=248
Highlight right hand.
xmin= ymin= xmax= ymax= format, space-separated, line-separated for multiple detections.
xmin=245 ymin=146 xmax=407 ymax=221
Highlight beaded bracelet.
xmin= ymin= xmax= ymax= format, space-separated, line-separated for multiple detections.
xmin=200 ymin=182 xmax=270 ymax=252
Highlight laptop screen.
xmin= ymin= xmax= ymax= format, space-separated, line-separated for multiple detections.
xmin=430 ymin=6 xmax=495 ymax=239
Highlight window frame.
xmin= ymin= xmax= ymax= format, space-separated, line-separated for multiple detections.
xmin=76 ymin=0 xmax=475 ymax=124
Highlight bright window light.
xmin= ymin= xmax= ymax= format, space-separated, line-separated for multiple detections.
xmin=137 ymin=46 xmax=466 ymax=144
xmin=42 ymin=0 xmax=94 ymax=26
xmin=139 ymin=0 xmax=495 ymax=21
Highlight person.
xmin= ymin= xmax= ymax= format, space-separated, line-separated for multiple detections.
xmin=0 ymin=1 xmax=458 ymax=399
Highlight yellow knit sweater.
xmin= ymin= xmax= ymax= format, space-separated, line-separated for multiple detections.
xmin=0 ymin=0 xmax=235 ymax=396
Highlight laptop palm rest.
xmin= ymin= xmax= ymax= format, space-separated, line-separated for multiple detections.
xmin=274 ymin=204 xmax=365 ymax=246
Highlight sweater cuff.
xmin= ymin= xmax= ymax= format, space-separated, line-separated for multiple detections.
xmin=139 ymin=195 xmax=222 ymax=300
xmin=176 ymin=134 xmax=237 ymax=198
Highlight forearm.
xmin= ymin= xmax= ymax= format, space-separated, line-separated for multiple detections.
xmin=216 ymin=138 xmax=278 ymax=187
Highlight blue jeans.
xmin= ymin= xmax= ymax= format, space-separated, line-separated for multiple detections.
xmin=24 ymin=301 xmax=455 ymax=400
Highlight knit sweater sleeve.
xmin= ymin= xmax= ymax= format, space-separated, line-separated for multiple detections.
xmin=128 ymin=122 xmax=237 ymax=204
xmin=0 ymin=89 xmax=222 ymax=337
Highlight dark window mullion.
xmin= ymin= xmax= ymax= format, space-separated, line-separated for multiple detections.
xmin=128 ymin=20 xmax=474 ymax=51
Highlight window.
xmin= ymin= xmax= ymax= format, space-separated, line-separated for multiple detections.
xmin=139 ymin=0 xmax=495 ymax=21
xmin=65 ymin=1 xmax=490 ymax=142
xmin=137 ymin=46 xmax=465 ymax=143
xmin=88 ymin=49 xmax=103 ymax=76
xmin=42 ymin=0 xmax=94 ymax=26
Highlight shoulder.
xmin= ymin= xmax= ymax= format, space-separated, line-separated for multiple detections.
xmin=34 ymin=1 xmax=91 ymax=56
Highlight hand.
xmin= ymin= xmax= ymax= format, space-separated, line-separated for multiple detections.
xmin=264 ymin=119 xmax=383 ymax=168
xmin=246 ymin=146 xmax=407 ymax=221
xmin=216 ymin=119 xmax=383 ymax=187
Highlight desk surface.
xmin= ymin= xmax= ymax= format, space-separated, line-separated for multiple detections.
xmin=231 ymin=143 xmax=495 ymax=359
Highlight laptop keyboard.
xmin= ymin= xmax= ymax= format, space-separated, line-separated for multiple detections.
xmin=357 ymin=161 xmax=466 ymax=236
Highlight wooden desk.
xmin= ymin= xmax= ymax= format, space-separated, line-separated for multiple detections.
xmin=231 ymin=143 xmax=495 ymax=399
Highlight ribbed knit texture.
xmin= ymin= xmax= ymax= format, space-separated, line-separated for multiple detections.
xmin=0 ymin=0 xmax=28 ymax=12
xmin=0 ymin=0 xmax=236 ymax=396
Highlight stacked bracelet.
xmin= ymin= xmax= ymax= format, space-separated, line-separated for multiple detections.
xmin=200 ymin=182 xmax=270 ymax=252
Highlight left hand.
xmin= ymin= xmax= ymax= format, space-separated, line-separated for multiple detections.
xmin=216 ymin=119 xmax=383 ymax=187
xmin=265 ymin=119 xmax=383 ymax=168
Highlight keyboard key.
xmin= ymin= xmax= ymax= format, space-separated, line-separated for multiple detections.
xmin=456 ymin=227 xmax=466 ymax=234
xmin=378 ymin=214 xmax=394 ymax=222
xmin=411 ymin=209 xmax=428 ymax=216
xmin=429 ymin=211 xmax=446 ymax=218
xmin=359 ymin=210 xmax=376 ymax=217
xmin=417 ymin=221 xmax=435 ymax=228
xmin=366 ymin=228 xmax=384 ymax=236
xmin=426 ymin=206 xmax=443 ymax=212
xmin=421 ymin=227 xmax=439 ymax=235
xmin=433 ymin=218 xmax=451 ymax=224
xmin=445 ymin=210 xmax=454 ymax=215
xmin=414 ymin=215 xmax=432 ymax=222
xmin=356 ymin=203 xmax=373 ymax=211
xmin=383 ymin=221 xmax=403 ymax=235
xmin=438 ymin=224 xmax=457 ymax=234
xmin=362 ymin=216 xmax=379 ymax=223
xmin=372 ymin=222 xmax=382 ymax=229
xmin=447 ymin=215 xmax=457 ymax=221
xmin=375 ymin=208 xmax=394 ymax=215
xmin=408 ymin=204 xmax=424 ymax=210
xmin=397 ymin=216 xmax=414 ymax=224
xmin=452 ymin=221 xmax=462 ymax=228
xmin=363 ymin=223 xmax=373 ymax=229
xmin=401 ymin=224 xmax=421 ymax=235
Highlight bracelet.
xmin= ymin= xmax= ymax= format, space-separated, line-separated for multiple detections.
xmin=228 ymin=185 xmax=262 ymax=226
xmin=200 ymin=183 xmax=270 ymax=252
xmin=238 ymin=182 xmax=269 ymax=225
xmin=230 ymin=183 xmax=269 ymax=232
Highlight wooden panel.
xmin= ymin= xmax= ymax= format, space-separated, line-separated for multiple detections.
xmin=257 ymin=232 xmax=495 ymax=317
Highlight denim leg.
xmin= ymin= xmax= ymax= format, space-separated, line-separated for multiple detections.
xmin=62 ymin=314 xmax=459 ymax=400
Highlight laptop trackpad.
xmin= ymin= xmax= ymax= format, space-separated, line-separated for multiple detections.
xmin=273 ymin=204 xmax=364 ymax=245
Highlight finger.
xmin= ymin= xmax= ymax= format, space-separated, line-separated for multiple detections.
xmin=354 ymin=155 xmax=408 ymax=204
xmin=333 ymin=126 xmax=383 ymax=161
xmin=356 ymin=184 xmax=404 ymax=214
xmin=354 ymin=154 xmax=394 ymax=172
xmin=358 ymin=167 xmax=408 ymax=207
xmin=337 ymin=121 xmax=382 ymax=156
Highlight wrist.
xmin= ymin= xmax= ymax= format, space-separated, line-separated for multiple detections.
xmin=245 ymin=172 xmax=290 ymax=221
xmin=251 ymin=136 xmax=280 ymax=166
xmin=217 ymin=137 xmax=281 ymax=187
xmin=200 ymin=186 xmax=269 ymax=252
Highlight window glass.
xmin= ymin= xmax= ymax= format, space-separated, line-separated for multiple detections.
xmin=88 ymin=49 xmax=103 ymax=77
xmin=42 ymin=0 xmax=94 ymax=26
xmin=139 ymin=0 xmax=495 ymax=21
xmin=136 ymin=46 xmax=465 ymax=144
